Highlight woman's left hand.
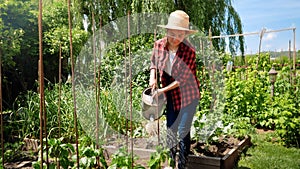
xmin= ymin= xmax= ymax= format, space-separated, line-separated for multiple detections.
xmin=152 ymin=88 xmax=164 ymax=98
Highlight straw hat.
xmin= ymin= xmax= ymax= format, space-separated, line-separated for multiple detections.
xmin=158 ymin=10 xmax=197 ymax=34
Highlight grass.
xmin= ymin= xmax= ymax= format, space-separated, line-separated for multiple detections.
xmin=237 ymin=130 xmax=300 ymax=169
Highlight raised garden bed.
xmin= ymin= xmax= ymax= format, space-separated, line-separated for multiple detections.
xmin=187 ymin=136 xmax=251 ymax=169
xmin=103 ymin=135 xmax=251 ymax=169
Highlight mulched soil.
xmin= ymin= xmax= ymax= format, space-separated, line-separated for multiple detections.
xmin=190 ymin=136 xmax=243 ymax=157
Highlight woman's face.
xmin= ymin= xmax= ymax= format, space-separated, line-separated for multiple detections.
xmin=167 ymin=29 xmax=186 ymax=47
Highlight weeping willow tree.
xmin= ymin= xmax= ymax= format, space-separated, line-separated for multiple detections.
xmin=43 ymin=0 xmax=244 ymax=64
xmin=73 ymin=0 xmax=244 ymax=61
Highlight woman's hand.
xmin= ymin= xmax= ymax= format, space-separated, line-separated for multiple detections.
xmin=149 ymin=77 xmax=156 ymax=89
xmin=152 ymin=88 xmax=164 ymax=98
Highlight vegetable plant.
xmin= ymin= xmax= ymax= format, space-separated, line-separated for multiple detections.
xmin=33 ymin=137 xmax=75 ymax=169
xmin=148 ymin=145 xmax=171 ymax=169
xmin=108 ymin=147 xmax=145 ymax=169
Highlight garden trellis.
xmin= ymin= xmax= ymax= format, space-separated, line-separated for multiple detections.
xmin=210 ymin=27 xmax=297 ymax=71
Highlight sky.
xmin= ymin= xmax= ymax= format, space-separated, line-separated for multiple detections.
xmin=232 ymin=0 xmax=300 ymax=55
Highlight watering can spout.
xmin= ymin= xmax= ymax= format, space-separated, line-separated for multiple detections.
xmin=149 ymin=114 xmax=155 ymax=121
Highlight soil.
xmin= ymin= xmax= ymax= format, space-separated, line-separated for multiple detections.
xmin=103 ymin=135 xmax=246 ymax=168
xmin=190 ymin=136 xmax=243 ymax=157
xmin=105 ymin=134 xmax=244 ymax=156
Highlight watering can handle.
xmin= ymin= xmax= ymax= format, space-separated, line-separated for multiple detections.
xmin=151 ymin=85 xmax=156 ymax=94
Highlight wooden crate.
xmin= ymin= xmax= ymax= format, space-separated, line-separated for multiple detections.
xmin=187 ymin=136 xmax=251 ymax=169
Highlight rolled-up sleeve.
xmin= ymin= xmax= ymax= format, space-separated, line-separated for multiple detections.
xmin=150 ymin=42 xmax=158 ymax=70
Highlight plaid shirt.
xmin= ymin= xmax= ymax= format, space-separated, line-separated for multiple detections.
xmin=150 ymin=37 xmax=200 ymax=112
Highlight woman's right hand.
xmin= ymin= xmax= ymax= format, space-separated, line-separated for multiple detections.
xmin=149 ymin=78 xmax=156 ymax=90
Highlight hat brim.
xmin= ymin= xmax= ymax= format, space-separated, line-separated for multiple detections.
xmin=157 ymin=25 xmax=198 ymax=34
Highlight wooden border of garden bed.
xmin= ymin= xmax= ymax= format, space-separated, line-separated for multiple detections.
xmin=187 ymin=136 xmax=251 ymax=169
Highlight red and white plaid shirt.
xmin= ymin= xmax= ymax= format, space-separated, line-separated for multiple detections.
xmin=150 ymin=37 xmax=200 ymax=112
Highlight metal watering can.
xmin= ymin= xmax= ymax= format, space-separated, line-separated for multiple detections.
xmin=141 ymin=87 xmax=166 ymax=121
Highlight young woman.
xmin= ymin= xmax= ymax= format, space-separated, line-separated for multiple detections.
xmin=149 ymin=10 xmax=200 ymax=169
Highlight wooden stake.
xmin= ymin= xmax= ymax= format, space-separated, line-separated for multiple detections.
xmin=0 ymin=43 xmax=4 ymax=168
xmin=127 ymin=11 xmax=134 ymax=169
xmin=67 ymin=0 xmax=79 ymax=168
xmin=38 ymin=0 xmax=46 ymax=167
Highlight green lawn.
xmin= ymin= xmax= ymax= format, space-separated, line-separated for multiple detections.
xmin=237 ymin=130 xmax=300 ymax=169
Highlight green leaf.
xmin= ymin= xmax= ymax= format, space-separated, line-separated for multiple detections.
xmin=108 ymin=164 xmax=117 ymax=169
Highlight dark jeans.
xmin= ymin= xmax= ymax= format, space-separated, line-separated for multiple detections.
xmin=166 ymin=98 xmax=198 ymax=169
